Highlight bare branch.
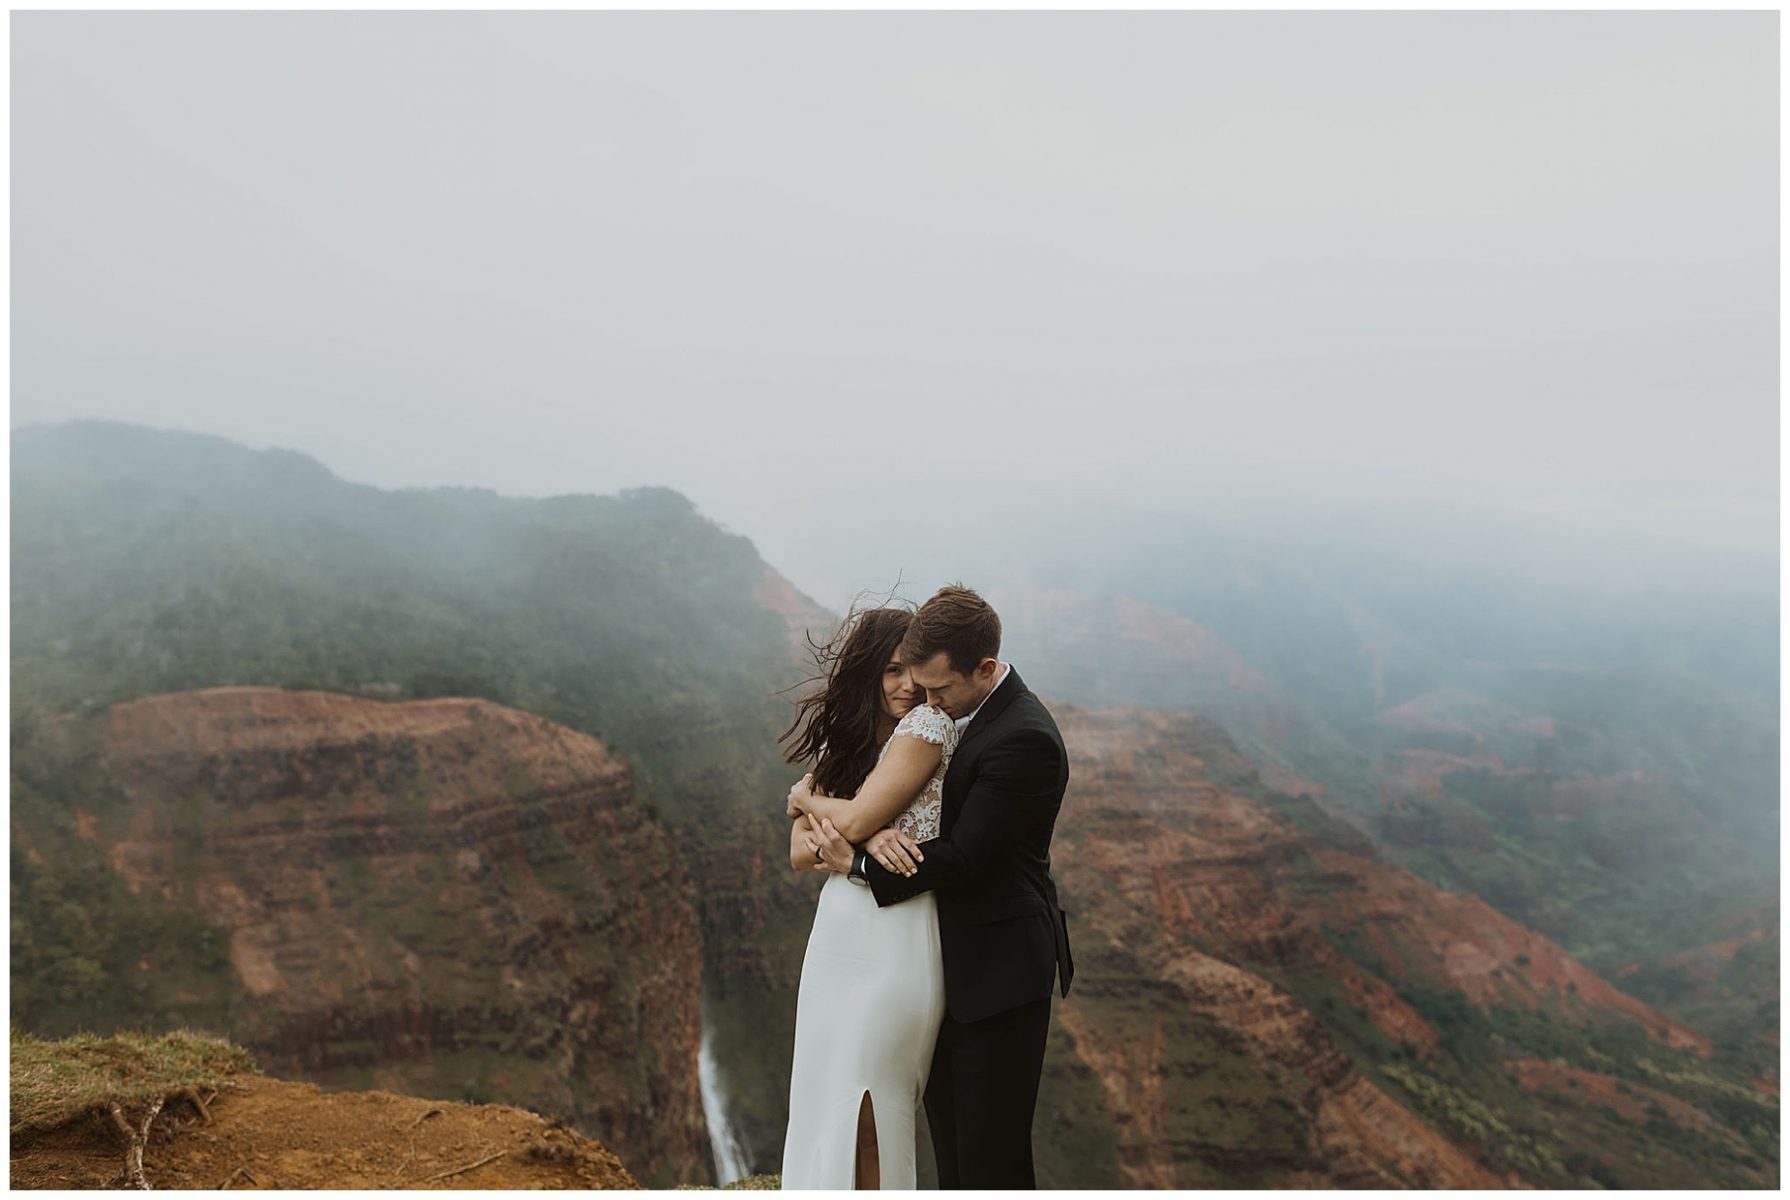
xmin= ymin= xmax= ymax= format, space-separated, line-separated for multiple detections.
xmin=108 ymin=1095 xmax=165 ymax=1189
xmin=218 ymin=1165 xmax=260 ymax=1190
xmin=406 ymin=1106 xmax=445 ymax=1130
xmin=180 ymin=1087 xmax=213 ymax=1125
xmin=416 ymin=1148 xmax=507 ymax=1184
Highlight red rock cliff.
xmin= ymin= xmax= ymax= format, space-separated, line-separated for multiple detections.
xmin=1044 ymin=704 xmax=1712 ymax=1187
xmin=42 ymin=686 xmax=709 ymax=1188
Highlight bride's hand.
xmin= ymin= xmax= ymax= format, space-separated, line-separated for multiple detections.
xmin=865 ymin=826 xmax=923 ymax=878
xmin=786 ymin=772 xmax=816 ymax=819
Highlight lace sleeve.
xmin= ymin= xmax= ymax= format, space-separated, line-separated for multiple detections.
xmin=893 ymin=704 xmax=955 ymax=748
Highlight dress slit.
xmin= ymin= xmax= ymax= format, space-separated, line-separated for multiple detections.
xmin=853 ymin=1089 xmax=879 ymax=1189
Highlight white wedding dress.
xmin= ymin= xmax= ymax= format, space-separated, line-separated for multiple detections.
xmin=779 ymin=704 xmax=957 ymax=1190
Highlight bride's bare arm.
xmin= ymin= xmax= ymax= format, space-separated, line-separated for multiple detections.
xmin=789 ymin=813 xmax=821 ymax=871
xmin=793 ymin=735 xmax=942 ymax=844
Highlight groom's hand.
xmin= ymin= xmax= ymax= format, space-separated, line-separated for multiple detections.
xmin=807 ymin=817 xmax=855 ymax=874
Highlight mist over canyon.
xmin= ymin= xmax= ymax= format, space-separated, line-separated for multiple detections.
xmin=10 ymin=420 xmax=1777 ymax=1187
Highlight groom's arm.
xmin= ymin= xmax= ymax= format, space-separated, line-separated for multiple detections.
xmin=861 ymin=730 xmax=1062 ymax=907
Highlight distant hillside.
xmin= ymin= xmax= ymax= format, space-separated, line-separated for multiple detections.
xmin=11 ymin=419 xmax=820 ymax=782
xmin=10 ymin=419 xmax=836 ymax=1179
xmin=1041 ymin=705 xmax=1777 ymax=1189
xmin=988 ymin=546 xmax=1777 ymax=1075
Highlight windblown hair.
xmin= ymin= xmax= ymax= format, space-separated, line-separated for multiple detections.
xmin=899 ymin=583 xmax=1001 ymax=676
xmin=778 ymin=599 xmax=917 ymax=800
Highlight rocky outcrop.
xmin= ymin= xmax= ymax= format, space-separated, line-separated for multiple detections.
xmin=11 ymin=1061 xmax=639 ymax=1189
xmin=20 ymin=686 xmax=708 ymax=1187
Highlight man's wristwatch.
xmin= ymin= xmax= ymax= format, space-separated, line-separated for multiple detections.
xmin=847 ymin=850 xmax=870 ymax=886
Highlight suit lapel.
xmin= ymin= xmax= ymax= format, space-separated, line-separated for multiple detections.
xmin=940 ymin=669 xmax=1025 ymax=835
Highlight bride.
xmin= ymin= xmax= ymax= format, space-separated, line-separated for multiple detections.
xmin=776 ymin=602 xmax=957 ymax=1189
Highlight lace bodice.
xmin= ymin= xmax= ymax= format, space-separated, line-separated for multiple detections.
xmin=877 ymin=703 xmax=957 ymax=841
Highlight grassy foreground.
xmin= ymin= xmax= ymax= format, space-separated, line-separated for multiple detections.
xmin=10 ymin=1025 xmax=253 ymax=1134
xmin=11 ymin=1025 xmax=646 ymax=1189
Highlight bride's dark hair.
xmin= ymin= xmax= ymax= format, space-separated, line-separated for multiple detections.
xmin=778 ymin=596 xmax=917 ymax=800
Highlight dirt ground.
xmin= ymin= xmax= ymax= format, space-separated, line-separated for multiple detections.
xmin=10 ymin=1073 xmax=638 ymax=1190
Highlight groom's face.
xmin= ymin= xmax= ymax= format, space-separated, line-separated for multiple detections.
xmin=908 ymin=652 xmax=1000 ymax=720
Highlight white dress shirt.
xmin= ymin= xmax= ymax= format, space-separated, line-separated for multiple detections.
xmin=954 ymin=661 xmax=1012 ymax=733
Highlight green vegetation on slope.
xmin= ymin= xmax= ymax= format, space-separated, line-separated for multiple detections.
xmin=11 ymin=419 xmax=821 ymax=1175
xmin=1278 ymin=921 xmax=1780 ymax=1189
xmin=11 ymin=751 xmax=239 ymax=1036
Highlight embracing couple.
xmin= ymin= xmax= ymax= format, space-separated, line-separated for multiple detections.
xmin=777 ymin=584 xmax=1074 ymax=1190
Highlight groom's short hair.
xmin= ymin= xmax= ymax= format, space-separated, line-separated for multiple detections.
xmin=901 ymin=584 xmax=1001 ymax=675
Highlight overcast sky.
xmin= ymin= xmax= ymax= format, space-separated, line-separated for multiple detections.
xmin=12 ymin=11 xmax=1777 ymax=605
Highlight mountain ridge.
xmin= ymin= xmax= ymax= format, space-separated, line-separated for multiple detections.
xmin=10 ymin=418 xmax=1776 ymax=1185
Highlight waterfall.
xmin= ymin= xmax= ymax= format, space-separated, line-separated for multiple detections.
xmin=698 ymin=1016 xmax=751 ymax=1186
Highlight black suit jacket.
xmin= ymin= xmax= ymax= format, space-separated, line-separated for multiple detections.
xmin=864 ymin=667 xmax=1074 ymax=1023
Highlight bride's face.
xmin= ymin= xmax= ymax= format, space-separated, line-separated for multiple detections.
xmin=879 ymin=654 xmax=920 ymax=721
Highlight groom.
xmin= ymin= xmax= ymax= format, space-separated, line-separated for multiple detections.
xmin=806 ymin=584 xmax=1074 ymax=1189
